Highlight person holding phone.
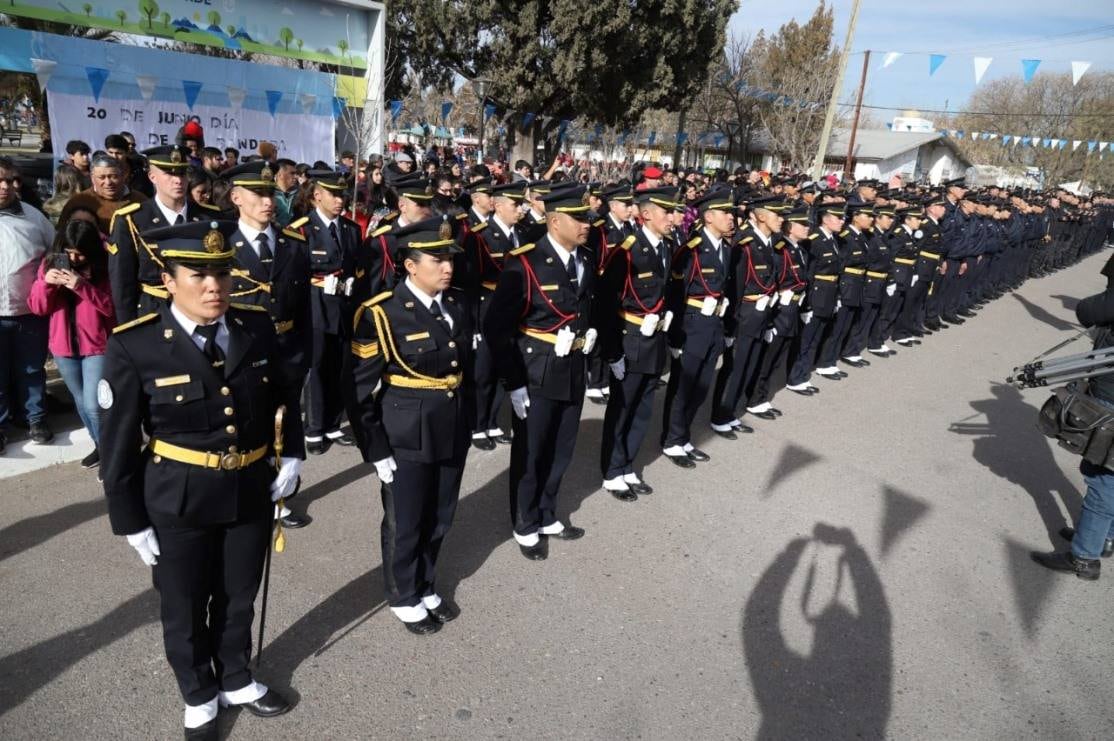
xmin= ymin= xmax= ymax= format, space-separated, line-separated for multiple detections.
xmin=28 ymin=220 xmax=116 ymax=467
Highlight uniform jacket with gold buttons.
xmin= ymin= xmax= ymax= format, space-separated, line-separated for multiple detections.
xmin=348 ymin=283 xmax=475 ymax=464
xmin=99 ymin=304 xmax=306 ymax=535
xmin=664 ymin=228 xmax=729 ymax=358
xmin=298 ymin=211 xmax=363 ymax=335
xmin=596 ymin=229 xmax=672 ymax=375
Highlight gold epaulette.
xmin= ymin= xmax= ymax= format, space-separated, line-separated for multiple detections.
xmin=282 ymin=227 xmax=306 ymax=241
xmin=287 ymin=216 xmax=310 ymax=230
xmin=471 ymin=221 xmax=488 ymax=232
xmin=109 ymin=202 xmax=142 ymax=234
xmin=808 ymin=232 xmax=821 ymax=240
xmin=593 ymin=219 xmax=605 ymax=227
xmin=352 ymin=291 xmax=393 ymax=333
xmin=739 ymin=236 xmax=753 ymax=244
xmin=619 ymin=235 xmax=636 ymax=251
xmin=382 ymin=211 xmax=399 ymax=222
xmin=455 ymin=212 xmax=468 ymax=220
xmin=839 ymin=230 xmax=849 ymax=237
xmin=686 ymin=236 xmax=702 ymax=249
xmin=773 ymin=240 xmax=785 ymax=250
xmin=196 ymin=201 xmax=222 ymax=212
xmin=510 ymin=243 xmax=534 ymax=256
xmin=370 ymin=224 xmax=392 ymax=238
xmin=112 ymin=312 xmax=157 ymax=334
xmin=230 ymin=302 xmax=268 ymax=313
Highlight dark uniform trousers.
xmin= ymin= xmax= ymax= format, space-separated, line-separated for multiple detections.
xmin=483 ymin=235 xmax=595 ymax=536
xmin=347 ymin=284 xmax=474 ymax=608
xmin=602 ymin=371 xmax=659 ymax=479
xmin=712 ymin=304 xmax=767 ymax=424
xmin=662 ymin=312 xmax=723 ymax=447
xmin=100 ymin=305 xmax=304 ymax=706
xmin=788 ymin=316 xmax=829 ymax=385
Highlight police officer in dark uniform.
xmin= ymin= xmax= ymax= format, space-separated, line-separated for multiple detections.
xmin=849 ymin=205 xmax=897 ymax=358
xmin=108 ymin=145 xmax=222 ymax=323
xmin=293 ymin=170 xmax=362 ymax=454
xmin=99 ymin=221 xmax=304 ymax=740
xmin=517 ymin=180 xmax=551 ymax=244
xmin=363 ymin=174 xmax=435 ymax=295
xmin=817 ymin=203 xmax=872 ymax=373
xmin=785 ymin=203 xmax=846 ymax=394
xmin=596 ymin=187 xmax=678 ymax=501
xmin=483 ymin=185 xmax=594 ymax=560
xmin=918 ymin=193 xmax=950 ymax=332
xmin=468 ymin=182 xmax=525 ymax=450
xmin=586 ymin=184 xmax=635 ymax=406
xmin=661 ymin=188 xmax=734 ymax=467
xmin=347 ymin=216 xmax=474 ymax=634
xmin=888 ymin=204 xmax=927 ymax=347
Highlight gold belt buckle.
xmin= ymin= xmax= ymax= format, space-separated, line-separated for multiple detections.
xmin=446 ymin=375 xmax=461 ymax=389
xmin=220 ymin=452 xmax=240 ymax=470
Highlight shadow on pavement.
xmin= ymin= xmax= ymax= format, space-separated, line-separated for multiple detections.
xmin=0 ymin=497 xmax=106 ymax=564
xmin=743 ymin=523 xmax=892 ymax=740
xmin=1050 ymin=294 xmax=1079 ymax=313
xmin=1012 ymin=293 xmax=1078 ymax=333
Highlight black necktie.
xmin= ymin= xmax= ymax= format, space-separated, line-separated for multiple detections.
xmin=195 ymin=324 xmax=224 ymax=365
xmin=174 ymin=214 xmax=185 ymax=226
xmin=257 ymin=232 xmax=273 ymax=263
xmin=329 ymin=222 xmax=341 ymax=250
xmin=566 ymin=253 xmax=578 ymax=287
xmin=429 ymin=298 xmax=448 ymax=329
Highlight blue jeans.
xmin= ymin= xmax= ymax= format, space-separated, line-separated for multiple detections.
xmin=1074 ymin=460 xmax=1114 ymax=560
xmin=0 ymin=314 xmax=49 ymax=429
xmin=53 ymin=354 xmax=105 ymax=444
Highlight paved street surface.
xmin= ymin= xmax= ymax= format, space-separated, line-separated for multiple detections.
xmin=3 ymin=251 xmax=1113 ymax=740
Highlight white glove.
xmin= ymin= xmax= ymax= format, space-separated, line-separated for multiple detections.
xmin=911 ymin=275 xmax=919 ymax=286
xmin=779 ymin=289 xmax=795 ymax=306
xmin=510 ymin=386 xmax=530 ymax=419
xmin=755 ymin=295 xmax=770 ymax=312
xmin=669 ymin=346 xmax=682 ymax=359
xmin=835 ymin=299 xmax=842 ymax=311
xmin=374 ymin=456 xmax=397 ymax=484
xmin=885 ymin=283 xmax=897 ymax=297
xmin=269 ymin=457 xmax=302 ymax=502
xmin=609 ymin=357 xmax=626 ymax=381
xmin=763 ymin=328 xmax=777 ymax=343
xmin=802 ymin=311 xmax=814 ymax=325
xmin=724 ymin=337 xmax=735 ymax=349
xmin=473 ymin=333 xmax=482 ymax=350
xmin=125 ymin=527 xmax=161 ymax=566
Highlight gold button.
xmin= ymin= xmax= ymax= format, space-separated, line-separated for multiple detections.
xmin=226 ymin=425 xmax=237 ymax=434
xmin=450 ymin=360 xmax=459 ymax=368
xmin=448 ymin=341 xmax=456 ymax=348
xmin=263 ymin=376 xmax=269 ymax=383
xmin=229 ymin=445 xmax=239 ymax=453
xmin=175 ymin=394 xmax=184 ymax=402
xmin=447 ymin=391 xmax=454 ymax=399
xmin=220 ymin=386 xmax=231 ymax=396
xmin=152 ymin=455 xmax=162 ymax=464
xmin=224 ymin=407 xmax=234 ymax=416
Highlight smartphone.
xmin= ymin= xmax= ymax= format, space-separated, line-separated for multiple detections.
xmin=50 ymin=252 xmax=72 ymax=271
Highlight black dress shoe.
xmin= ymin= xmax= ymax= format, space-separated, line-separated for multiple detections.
xmin=237 ymin=689 xmax=292 ymax=717
xmin=1031 ymin=550 xmax=1100 ymax=580
xmin=1059 ymin=526 xmax=1114 ymax=558
xmin=519 ymin=539 xmax=548 ymax=560
xmin=686 ymin=447 xmax=710 ymax=462
xmin=665 ymin=453 xmax=696 ymax=468
xmin=841 ymin=357 xmax=870 ymax=368
xmin=404 ymin=615 xmax=443 ymax=635
xmin=550 ymin=525 xmax=585 ymax=540
xmin=428 ymin=599 xmax=460 ymax=623
xmin=816 ymin=373 xmax=842 ymax=381
xmin=472 ymin=436 xmax=497 ymax=451
xmin=867 ymin=349 xmax=891 ymax=358
xmin=609 ymin=487 xmax=638 ymax=502
xmin=712 ymin=428 xmax=737 ymax=440
xmin=587 ymin=394 xmax=608 ymax=406
xmin=185 ymin=720 xmax=218 ymax=741
xmin=942 ymin=314 xmax=965 ymax=325
xmin=836 ymin=370 xmax=849 ymax=378
xmin=327 ymin=432 xmax=357 ymax=446
xmin=788 ymin=387 xmax=816 ymax=396
xmin=628 ymin=480 xmax=653 ymax=495
xmin=280 ymin=513 xmax=310 ymax=529
xmin=924 ymin=319 xmax=943 ymax=331
xmin=736 ymin=422 xmax=755 ymax=433
xmin=958 ymin=309 xmax=977 ymax=317
xmin=492 ymin=433 xmax=513 ymax=445
xmin=752 ymin=410 xmax=777 ymax=420
xmin=768 ymin=407 xmax=783 ymax=417
xmin=306 ymin=439 xmax=329 ymax=455
xmin=912 ymin=329 xmax=926 ymax=337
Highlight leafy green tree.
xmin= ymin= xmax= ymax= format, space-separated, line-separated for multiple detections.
xmin=296 ymin=38 xmax=304 ymax=52
xmin=207 ymin=10 xmax=220 ymax=28
xmin=226 ymin=25 xmax=236 ymax=37
xmin=336 ymin=39 xmax=349 ymax=56
xmin=138 ymin=0 xmax=158 ymax=30
xmin=278 ymin=27 xmax=294 ymax=51
xmin=82 ymin=3 xmax=92 ymax=17
xmin=162 ymin=12 xmax=171 ymax=27
xmin=115 ymin=9 xmax=127 ymax=26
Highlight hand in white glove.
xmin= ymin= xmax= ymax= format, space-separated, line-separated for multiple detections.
xmin=911 ymin=275 xmax=919 ymax=286
xmin=473 ymin=333 xmax=482 ymax=350
xmin=609 ymin=357 xmax=626 ymax=381
xmin=510 ymin=386 xmax=530 ymax=419
xmin=374 ymin=456 xmax=397 ymax=484
xmin=126 ymin=527 xmax=160 ymax=566
xmin=802 ymin=311 xmax=814 ymax=325
xmin=724 ymin=337 xmax=735 ymax=349
xmin=669 ymin=346 xmax=682 ymax=360
xmin=885 ymin=283 xmax=897 ymax=297
xmin=779 ymin=289 xmax=795 ymax=306
xmin=835 ymin=299 xmax=842 ymax=311
xmin=270 ymin=457 xmax=303 ymax=502
xmin=763 ymin=328 xmax=777 ymax=343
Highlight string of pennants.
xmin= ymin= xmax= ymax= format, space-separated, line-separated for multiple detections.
xmin=33 ymin=60 xmax=348 ymax=119
xmin=878 ymin=53 xmax=1094 ymax=86
xmin=940 ymin=129 xmax=1110 ymax=155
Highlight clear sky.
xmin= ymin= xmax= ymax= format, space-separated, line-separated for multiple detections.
xmin=729 ymin=0 xmax=1114 ymax=127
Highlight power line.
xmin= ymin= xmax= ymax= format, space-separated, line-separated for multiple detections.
xmin=852 ymin=24 xmax=1114 ymax=57
xmin=849 ymin=102 xmax=1112 ymax=119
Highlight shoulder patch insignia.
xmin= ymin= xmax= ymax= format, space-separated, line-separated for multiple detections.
xmin=510 ymin=243 xmax=535 ymax=256
xmin=370 ymin=224 xmax=392 ymax=238
xmin=619 ymin=235 xmax=636 ymax=251
xmin=106 ymin=242 xmax=118 ymax=255
xmin=686 ymin=236 xmax=702 ymax=249
xmin=287 ymin=216 xmax=310 ymax=230
xmin=230 ymin=302 xmax=268 ymax=313
xmin=112 ymin=312 xmax=158 ymax=334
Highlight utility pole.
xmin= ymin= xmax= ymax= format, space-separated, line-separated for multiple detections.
xmin=843 ymin=49 xmax=871 ymax=179
xmin=810 ymin=0 xmax=862 ymax=181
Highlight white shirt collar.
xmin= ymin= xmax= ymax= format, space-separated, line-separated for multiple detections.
xmin=169 ymin=302 xmax=227 ymax=346
xmin=238 ymin=221 xmax=275 ymax=251
xmin=609 ymin=213 xmax=625 ymax=230
xmin=849 ymin=225 xmax=861 ymax=235
xmin=154 ymin=195 xmax=187 ymax=225
xmin=548 ymin=234 xmax=578 ymax=265
xmin=703 ymin=226 xmax=724 ymax=247
xmin=316 ymin=208 xmax=338 ymax=229
xmin=493 ymin=214 xmax=514 ymax=238
xmin=471 ymin=207 xmax=488 ymax=224
xmin=404 ymin=276 xmax=443 ymax=309
xmin=641 ymin=224 xmax=662 ymax=249
xmin=754 ymin=229 xmax=772 ymax=246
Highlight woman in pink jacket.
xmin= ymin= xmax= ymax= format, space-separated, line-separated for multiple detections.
xmin=28 ymin=219 xmax=115 ymax=468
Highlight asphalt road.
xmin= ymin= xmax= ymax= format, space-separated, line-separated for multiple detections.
xmin=3 ymin=250 xmax=1113 ymax=740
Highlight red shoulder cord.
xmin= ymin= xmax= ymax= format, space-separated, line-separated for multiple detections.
xmin=613 ymin=248 xmax=665 ymax=315
xmin=377 ymin=234 xmax=395 ymax=283
xmin=687 ymin=240 xmax=721 ymax=298
xmin=780 ymin=242 xmax=807 ymax=291
xmin=517 ymin=254 xmax=575 ymax=332
xmin=743 ymin=241 xmax=775 ymax=295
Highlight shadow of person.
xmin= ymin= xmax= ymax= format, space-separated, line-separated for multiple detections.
xmin=1050 ymin=294 xmax=1079 ymax=313
xmin=1012 ymin=293 xmax=1078 ymax=332
xmin=949 ymin=383 xmax=1082 ymax=546
xmin=0 ymin=497 xmax=106 ymax=564
xmin=743 ymin=524 xmax=892 ymax=741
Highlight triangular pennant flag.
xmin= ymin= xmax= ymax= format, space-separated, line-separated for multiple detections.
xmin=676 ymin=132 xmax=688 ymax=145
xmin=265 ymin=90 xmax=283 ymax=117
xmin=1021 ymin=59 xmax=1041 ymax=83
xmin=881 ymin=51 xmax=902 ymax=68
xmin=970 ymin=131 xmax=980 ymax=141
xmin=1072 ymin=140 xmax=1082 ymax=151
xmin=483 ymin=103 xmax=495 ymax=120
xmin=522 ymin=112 xmax=536 ymax=129
xmin=979 ymin=132 xmax=990 ymax=141
xmin=135 ymin=75 xmax=158 ymax=102
xmin=227 ymin=86 xmax=246 ymax=109
xmin=440 ymin=101 xmax=453 ymax=123
xmin=1101 ymin=142 xmax=1110 ymax=152
xmin=298 ymin=93 xmax=316 ymax=115
xmin=85 ymin=67 xmax=110 ymax=103
xmin=973 ymin=57 xmax=992 ymax=84
xmin=648 ymin=131 xmax=656 ymax=146
xmin=30 ymin=58 xmax=56 ymax=91
xmin=1002 ymin=135 xmax=1012 ymax=145
xmin=389 ymin=100 xmax=403 ymax=122
xmin=1021 ymin=136 xmax=1031 ymax=147
xmin=1058 ymin=139 xmax=1067 ymax=150
xmin=1041 ymin=138 xmax=1051 ymax=148
xmin=987 ymin=133 xmax=998 ymax=140
xmin=929 ymin=54 xmax=946 ymax=76
xmin=182 ymin=80 xmax=203 ymax=110
xmin=1071 ymin=61 xmax=1091 ymax=86
xmin=1088 ymin=141 xmax=1097 ymax=152
xmin=331 ymin=96 xmax=346 ymax=119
